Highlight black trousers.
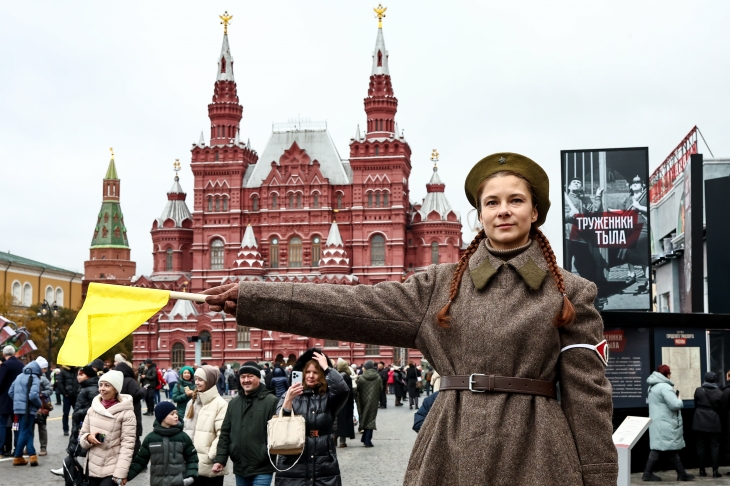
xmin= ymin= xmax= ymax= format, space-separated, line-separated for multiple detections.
xmin=379 ymin=387 xmax=387 ymax=408
xmin=360 ymin=429 xmax=374 ymax=446
xmin=194 ymin=476 xmax=224 ymax=486
xmin=89 ymin=477 xmax=116 ymax=486
xmin=644 ymin=449 xmax=686 ymax=475
xmin=145 ymin=388 xmax=155 ymax=414
xmin=696 ymin=431 xmax=721 ymax=470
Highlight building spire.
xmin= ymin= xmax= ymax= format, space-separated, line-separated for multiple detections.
xmin=217 ymin=20 xmax=235 ymax=82
xmin=371 ymin=6 xmax=390 ymax=76
xmin=219 ymin=11 xmax=233 ymax=35
xmin=105 ymin=147 xmax=118 ymax=180
xmin=208 ymin=11 xmax=242 ymax=146
xmin=373 ymin=4 xmax=387 ymax=29
xmin=364 ymin=5 xmax=396 ymax=138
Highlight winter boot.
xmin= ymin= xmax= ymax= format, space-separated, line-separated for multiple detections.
xmin=641 ymin=472 xmax=661 ymax=481
xmin=13 ymin=457 xmax=28 ymax=466
xmin=699 ymin=468 xmax=707 ymax=477
xmin=29 ymin=455 xmax=38 ymax=466
xmin=713 ymin=469 xmax=722 ymax=478
xmin=677 ymin=472 xmax=695 ymax=481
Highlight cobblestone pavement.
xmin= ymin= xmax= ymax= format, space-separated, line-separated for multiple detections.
xmin=6 ymin=393 xmax=723 ymax=485
xmin=0 ymin=393 xmax=417 ymax=486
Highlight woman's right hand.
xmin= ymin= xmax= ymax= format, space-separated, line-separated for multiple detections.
xmin=86 ymin=433 xmax=102 ymax=447
xmin=203 ymin=283 xmax=239 ymax=316
xmin=184 ymin=387 xmax=193 ymax=397
xmin=283 ymin=383 xmax=303 ymax=410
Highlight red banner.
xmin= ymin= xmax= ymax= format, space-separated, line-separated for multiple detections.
xmin=569 ymin=210 xmax=644 ymax=248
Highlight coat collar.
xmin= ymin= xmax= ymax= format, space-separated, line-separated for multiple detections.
xmin=90 ymin=393 xmax=133 ymax=418
xmin=468 ymin=239 xmax=549 ymax=291
xmin=199 ymin=385 xmax=220 ymax=406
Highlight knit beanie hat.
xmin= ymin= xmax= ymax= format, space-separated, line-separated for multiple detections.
xmin=239 ymin=361 xmax=262 ymax=377
xmin=336 ymin=358 xmax=349 ymax=373
xmin=155 ymin=401 xmax=177 ymax=424
xmin=80 ymin=366 xmax=97 ymax=378
xmin=99 ymin=370 xmax=124 ymax=394
xmin=363 ymin=360 xmax=375 ymax=370
xmin=35 ymin=356 xmax=49 ymax=369
xmin=194 ymin=365 xmax=219 ymax=391
xmin=179 ymin=366 xmax=195 ymax=381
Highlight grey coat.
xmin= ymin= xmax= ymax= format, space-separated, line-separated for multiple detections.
xmin=646 ymin=371 xmax=685 ymax=451
xmin=235 ymin=241 xmax=617 ymax=486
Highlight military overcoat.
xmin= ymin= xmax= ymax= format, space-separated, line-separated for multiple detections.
xmin=235 ymin=241 xmax=618 ymax=486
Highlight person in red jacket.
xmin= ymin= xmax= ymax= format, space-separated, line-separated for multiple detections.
xmin=155 ymin=368 xmax=166 ymax=405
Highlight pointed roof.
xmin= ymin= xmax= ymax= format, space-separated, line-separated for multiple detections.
xmin=241 ymin=224 xmax=257 ymax=248
xmin=198 ymin=131 xmax=206 ymax=146
xmin=371 ymin=27 xmax=390 ymax=76
xmin=168 ymin=298 xmax=199 ymax=320
xmin=354 ymin=124 xmax=361 ymax=140
xmin=325 ymin=221 xmax=344 ymax=247
xmin=104 ymin=157 xmax=118 ymax=180
xmin=216 ymin=33 xmax=235 ymax=82
xmin=416 ymin=164 xmax=460 ymax=222
xmin=156 ymin=174 xmax=193 ymax=228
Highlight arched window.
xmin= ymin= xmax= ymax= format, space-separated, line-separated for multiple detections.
xmin=296 ymin=194 xmax=302 ymax=208
xmin=210 ymin=239 xmax=225 ymax=270
xmin=312 ymin=193 xmax=319 ymax=208
xmin=370 ymin=235 xmax=385 ymax=266
xmin=272 ymin=194 xmax=278 ymax=209
xmin=252 ymin=195 xmax=259 ymax=211
xmin=312 ymin=236 xmax=321 ymax=267
xmin=215 ymin=151 xmax=219 ymax=162
xmin=237 ymin=325 xmax=250 ymax=348
xmin=215 ymin=197 xmax=220 ymax=212
xmin=171 ymin=342 xmax=185 ymax=369
xmin=200 ymin=331 xmax=212 ymax=357
xmin=55 ymin=287 xmax=64 ymax=307
xmin=337 ymin=194 xmax=343 ymax=209
xmin=223 ymin=197 xmax=228 ymax=211
xmin=289 ymin=237 xmax=302 ymax=267
xmin=220 ymin=56 xmax=226 ymax=73
xmin=288 ymin=194 xmax=294 ymax=208
xmin=431 ymin=241 xmax=439 ymax=265
xmin=166 ymin=248 xmax=173 ymax=271
xmin=367 ymin=193 xmax=373 ymax=207
xmin=375 ymin=193 xmax=381 ymax=207
xmin=384 ymin=192 xmax=389 ymax=207
xmin=365 ymin=343 xmax=380 ymax=355
xmin=22 ymin=283 xmax=32 ymax=307
xmin=12 ymin=281 xmax=21 ymax=303
xmin=207 ymin=197 xmax=212 ymax=211
xmin=270 ymin=238 xmax=279 ymax=268
xmin=375 ymin=146 xmax=379 ymax=155
xmin=45 ymin=286 xmax=54 ymax=304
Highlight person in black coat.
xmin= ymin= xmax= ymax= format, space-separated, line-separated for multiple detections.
xmin=276 ymin=348 xmax=349 ymax=486
xmin=720 ymin=373 xmax=730 ymax=466
xmin=56 ymin=365 xmax=80 ymax=435
xmin=405 ymin=363 xmax=421 ymax=410
xmin=693 ymin=371 xmax=723 ymax=478
xmin=141 ymin=359 xmax=158 ymax=415
xmin=392 ymin=367 xmax=406 ymax=406
xmin=413 ymin=391 xmax=439 ymax=433
xmin=377 ymin=362 xmax=389 ymax=408
xmin=67 ymin=366 xmax=99 ymax=457
xmin=115 ymin=360 xmax=147 ymax=455
xmin=0 ymin=347 xmax=24 ymax=456
xmin=334 ymin=359 xmax=355 ymax=448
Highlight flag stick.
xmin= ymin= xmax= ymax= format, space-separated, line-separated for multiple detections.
xmin=169 ymin=291 xmax=208 ymax=303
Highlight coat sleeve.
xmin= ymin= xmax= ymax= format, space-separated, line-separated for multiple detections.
xmin=213 ymin=403 xmax=232 ymax=465
xmin=113 ymin=410 xmax=138 ymax=479
xmin=207 ymin=399 xmax=228 ymax=462
xmin=126 ymin=434 xmax=151 ymax=480
xmin=126 ymin=377 xmax=148 ymax=401
xmin=79 ymin=410 xmax=92 ymax=450
xmin=29 ymin=376 xmax=42 ymax=409
xmin=413 ymin=392 xmax=438 ymax=432
xmin=236 ymin=267 xmax=440 ymax=349
xmin=183 ymin=434 xmax=199 ymax=478
xmin=325 ymin=368 xmax=350 ymax=416
xmin=663 ymin=385 xmax=684 ymax=411
xmin=558 ymin=279 xmax=618 ymax=486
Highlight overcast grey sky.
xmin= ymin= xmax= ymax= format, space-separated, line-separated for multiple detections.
xmin=1 ymin=2 xmax=729 ymax=277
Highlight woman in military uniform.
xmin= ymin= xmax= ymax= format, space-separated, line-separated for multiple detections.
xmin=204 ymin=153 xmax=618 ymax=486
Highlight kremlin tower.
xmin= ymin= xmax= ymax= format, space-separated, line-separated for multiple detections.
xmin=133 ymin=8 xmax=462 ymax=368
xmin=83 ymin=149 xmax=137 ymax=298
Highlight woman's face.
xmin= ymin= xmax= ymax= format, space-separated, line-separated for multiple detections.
xmin=305 ymin=364 xmax=320 ymax=388
xmin=194 ymin=376 xmax=206 ymax=391
xmin=182 ymin=370 xmax=192 ymax=381
xmin=479 ymin=175 xmax=537 ymax=251
xmin=98 ymin=381 xmax=117 ymax=401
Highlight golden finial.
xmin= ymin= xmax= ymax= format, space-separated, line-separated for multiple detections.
xmin=219 ymin=11 xmax=233 ymax=35
xmin=110 ymin=147 xmax=115 ymax=160
xmin=431 ymin=149 xmax=439 ymax=163
xmin=174 ymin=159 xmax=181 ymax=173
xmin=373 ymin=4 xmax=387 ymax=28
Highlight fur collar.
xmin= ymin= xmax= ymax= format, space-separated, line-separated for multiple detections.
xmin=468 ymin=239 xmax=549 ymax=291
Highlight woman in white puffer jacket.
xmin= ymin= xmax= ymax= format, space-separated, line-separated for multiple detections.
xmin=79 ymin=370 xmax=136 ymax=486
xmin=183 ymin=365 xmax=228 ymax=485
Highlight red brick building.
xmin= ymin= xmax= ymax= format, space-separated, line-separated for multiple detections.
xmin=132 ymin=19 xmax=462 ymax=369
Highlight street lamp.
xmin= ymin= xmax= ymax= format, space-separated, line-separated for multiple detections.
xmin=38 ymin=300 xmax=59 ymax=363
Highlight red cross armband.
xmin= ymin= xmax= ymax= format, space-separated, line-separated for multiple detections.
xmin=560 ymin=339 xmax=609 ymax=366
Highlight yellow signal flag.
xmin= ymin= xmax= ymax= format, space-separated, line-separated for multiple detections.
xmin=57 ymin=282 xmax=206 ymax=366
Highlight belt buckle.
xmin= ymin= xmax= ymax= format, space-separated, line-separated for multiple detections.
xmin=468 ymin=373 xmax=486 ymax=393
xmin=309 ymin=430 xmax=319 ymax=438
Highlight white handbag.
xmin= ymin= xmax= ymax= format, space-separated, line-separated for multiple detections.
xmin=267 ymin=408 xmax=306 ymax=472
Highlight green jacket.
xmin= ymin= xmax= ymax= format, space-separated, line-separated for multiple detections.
xmin=214 ymin=383 xmax=278 ymax=477
xmin=356 ymin=368 xmax=383 ymax=430
xmin=127 ymin=420 xmax=198 ymax=486
xmin=171 ymin=378 xmax=195 ymax=417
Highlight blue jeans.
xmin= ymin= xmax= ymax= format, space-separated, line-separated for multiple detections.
xmin=62 ymin=395 xmax=72 ymax=433
xmin=15 ymin=414 xmax=36 ymax=457
xmin=235 ymin=474 xmax=273 ymax=486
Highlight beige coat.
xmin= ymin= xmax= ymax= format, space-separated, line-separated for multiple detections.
xmin=236 ymin=241 xmax=618 ymax=486
xmin=183 ymin=385 xmax=228 ymax=477
xmin=80 ymin=394 xmax=136 ymax=479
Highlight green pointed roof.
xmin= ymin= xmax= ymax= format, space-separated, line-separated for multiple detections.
xmin=90 ymin=201 xmax=129 ymax=249
xmin=104 ymin=158 xmax=118 ymax=180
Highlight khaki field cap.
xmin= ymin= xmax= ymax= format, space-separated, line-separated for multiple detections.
xmin=465 ymin=152 xmax=551 ymax=228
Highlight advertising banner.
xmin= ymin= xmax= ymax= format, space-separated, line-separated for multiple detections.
xmin=561 ymin=148 xmax=651 ymax=311
xmin=653 ymin=328 xmax=708 ymax=408
xmin=604 ymin=327 xmax=651 ymax=409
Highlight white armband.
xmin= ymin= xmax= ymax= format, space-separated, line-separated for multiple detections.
xmin=560 ymin=339 xmax=609 ymax=366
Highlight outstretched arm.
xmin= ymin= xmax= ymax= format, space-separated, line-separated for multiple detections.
xmin=205 ymin=267 xmax=440 ymax=349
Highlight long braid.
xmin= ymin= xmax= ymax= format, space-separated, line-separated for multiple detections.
xmin=436 ymin=229 xmax=486 ymax=328
xmin=533 ymin=228 xmax=575 ymax=327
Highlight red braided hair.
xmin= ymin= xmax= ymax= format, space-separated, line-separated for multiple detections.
xmin=436 ymin=171 xmax=576 ymax=328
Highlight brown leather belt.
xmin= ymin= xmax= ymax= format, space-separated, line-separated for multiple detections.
xmin=440 ymin=374 xmax=557 ymax=399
